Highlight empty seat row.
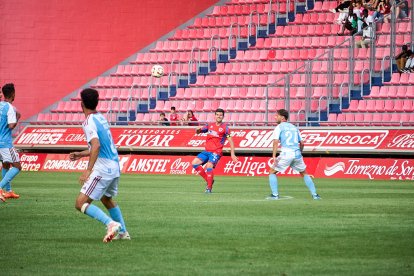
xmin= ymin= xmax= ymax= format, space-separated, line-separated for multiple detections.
xmin=344 ymin=99 xmax=414 ymax=113
xmin=322 ymin=112 xmax=414 ymax=127
xmin=52 ymin=100 xmax=137 ymax=113
xmin=386 ymin=73 xmax=414 ymax=85
xmin=253 ymin=35 xmax=346 ymax=49
xmin=35 ymin=112 xmax=117 ymax=125
xmin=189 ymin=14 xmax=273 ymax=29
xmin=209 ymin=2 xmax=294 ymax=17
xmin=366 ymin=85 xmax=414 ymax=99
xmin=93 ymin=76 xmax=175 ymax=88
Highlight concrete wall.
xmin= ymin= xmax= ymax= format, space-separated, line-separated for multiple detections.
xmin=0 ymin=0 xmax=218 ymax=120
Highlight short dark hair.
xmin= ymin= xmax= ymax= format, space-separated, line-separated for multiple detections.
xmin=277 ymin=109 xmax=289 ymax=120
xmin=2 ymin=83 xmax=15 ymax=98
xmin=80 ymin=88 xmax=99 ymax=110
xmin=215 ymin=108 xmax=225 ymax=115
xmin=171 ymin=106 xmax=176 ymax=111
xmin=160 ymin=112 xmax=165 ymax=116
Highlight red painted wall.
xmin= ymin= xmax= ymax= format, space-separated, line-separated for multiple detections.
xmin=0 ymin=0 xmax=218 ymax=120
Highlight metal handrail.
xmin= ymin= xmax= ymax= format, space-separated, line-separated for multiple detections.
xmin=318 ymin=96 xmax=327 ymax=122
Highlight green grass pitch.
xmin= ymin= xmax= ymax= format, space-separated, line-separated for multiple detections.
xmin=1 ymin=172 xmax=413 ymax=275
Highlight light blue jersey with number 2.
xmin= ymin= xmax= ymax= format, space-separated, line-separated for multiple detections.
xmin=83 ymin=113 xmax=120 ymax=177
xmin=272 ymin=122 xmax=302 ymax=158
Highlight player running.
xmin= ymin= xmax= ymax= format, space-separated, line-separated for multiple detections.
xmin=192 ymin=108 xmax=238 ymax=193
xmin=69 ymin=88 xmax=130 ymax=242
xmin=0 ymin=83 xmax=22 ymax=202
xmin=267 ymin=109 xmax=321 ymax=200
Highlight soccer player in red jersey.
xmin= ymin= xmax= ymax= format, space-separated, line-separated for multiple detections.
xmin=191 ymin=108 xmax=238 ymax=193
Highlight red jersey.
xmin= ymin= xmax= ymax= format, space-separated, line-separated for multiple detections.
xmin=170 ymin=113 xmax=179 ymax=126
xmin=200 ymin=122 xmax=230 ymax=155
xmin=188 ymin=115 xmax=198 ymax=126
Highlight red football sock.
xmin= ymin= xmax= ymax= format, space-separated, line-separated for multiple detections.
xmin=206 ymin=170 xmax=214 ymax=190
xmin=195 ymin=166 xmax=208 ymax=182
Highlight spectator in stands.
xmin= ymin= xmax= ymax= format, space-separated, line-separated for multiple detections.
xmin=181 ymin=110 xmax=198 ymax=126
xmin=396 ymin=45 xmax=410 ymax=72
xmin=395 ymin=0 xmax=409 ymax=20
xmin=338 ymin=7 xmax=358 ymax=35
xmin=159 ymin=112 xmax=170 ymax=126
xmin=355 ymin=9 xmax=374 ymax=48
xmin=353 ymin=1 xmax=363 ymax=17
xmin=358 ymin=8 xmax=373 ymax=32
xmin=169 ymin=106 xmax=180 ymax=126
xmin=401 ymin=51 xmax=414 ymax=73
xmin=0 ymin=83 xmax=22 ymax=202
xmin=373 ymin=0 xmax=391 ymax=22
xmin=331 ymin=0 xmax=352 ymax=13
xmin=355 ymin=24 xmax=374 ymax=48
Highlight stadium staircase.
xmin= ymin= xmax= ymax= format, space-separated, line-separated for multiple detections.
xmin=34 ymin=0 xmax=414 ymax=127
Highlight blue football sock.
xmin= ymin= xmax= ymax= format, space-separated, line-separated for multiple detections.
xmin=304 ymin=175 xmax=317 ymax=195
xmin=269 ymin=174 xmax=278 ymax=196
xmin=85 ymin=204 xmax=112 ymax=226
xmin=2 ymin=168 xmax=11 ymax=191
xmin=108 ymin=205 xmax=127 ymax=233
xmin=0 ymin=167 xmax=20 ymax=190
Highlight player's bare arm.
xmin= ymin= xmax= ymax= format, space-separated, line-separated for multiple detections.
xmin=69 ymin=149 xmax=90 ymax=161
xmin=272 ymin=139 xmax=279 ymax=162
xmin=227 ymin=136 xmax=238 ymax=162
xmin=79 ymin=138 xmax=100 ymax=185
xmin=8 ymin=122 xmax=18 ymax=130
xmin=299 ymin=141 xmax=305 ymax=153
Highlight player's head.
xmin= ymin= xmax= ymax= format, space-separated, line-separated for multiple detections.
xmin=80 ymin=88 xmax=99 ymax=111
xmin=160 ymin=112 xmax=166 ymax=118
xmin=215 ymin=108 xmax=225 ymax=123
xmin=171 ymin=106 xmax=176 ymax=113
xmin=2 ymin=83 xmax=16 ymax=102
xmin=276 ymin=109 xmax=289 ymax=124
xmin=187 ymin=110 xmax=194 ymax=117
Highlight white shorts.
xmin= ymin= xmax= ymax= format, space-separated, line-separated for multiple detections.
xmin=270 ymin=151 xmax=306 ymax=173
xmin=0 ymin=148 xmax=20 ymax=163
xmin=80 ymin=170 xmax=119 ymax=201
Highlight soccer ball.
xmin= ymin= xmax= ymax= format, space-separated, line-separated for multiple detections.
xmin=151 ymin=65 xmax=164 ymax=78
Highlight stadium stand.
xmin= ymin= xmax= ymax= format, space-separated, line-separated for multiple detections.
xmin=41 ymin=0 xmax=413 ymax=127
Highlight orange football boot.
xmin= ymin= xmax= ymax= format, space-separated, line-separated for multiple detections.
xmin=4 ymin=190 xmax=20 ymax=199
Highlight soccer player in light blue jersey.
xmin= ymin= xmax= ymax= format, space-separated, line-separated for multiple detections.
xmin=0 ymin=83 xmax=22 ymax=202
xmin=267 ymin=109 xmax=321 ymax=200
xmin=69 ymin=88 xmax=129 ymax=242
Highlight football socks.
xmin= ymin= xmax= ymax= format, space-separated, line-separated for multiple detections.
xmin=108 ymin=205 xmax=127 ymax=233
xmin=0 ymin=167 xmax=19 ymax=190
xmin=304 ymin=175 xmax=317 ymax=195
xmin=84 ymin=204 xmax=112 ymax=226
xmin=269 ymin=174 xmax=279 ymax=196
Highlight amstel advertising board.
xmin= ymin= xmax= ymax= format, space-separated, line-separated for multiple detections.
xmin=18 ymin=153 xmax=414 ymax=181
